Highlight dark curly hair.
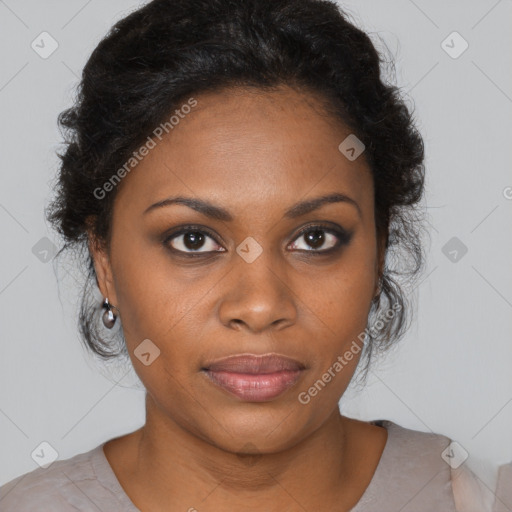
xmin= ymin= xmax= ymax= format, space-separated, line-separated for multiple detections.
xmin=46 ymin=0 xmax=427 ymax=386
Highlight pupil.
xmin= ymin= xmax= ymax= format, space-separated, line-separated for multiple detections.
xmin=184 ymin=232 xmax=204 ymax=250
xmin=306 ymin=230 xmax=324 ymax=249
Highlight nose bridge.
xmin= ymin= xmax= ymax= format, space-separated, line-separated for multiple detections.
xmin=217 ymin=245 xmax=297 ymax=332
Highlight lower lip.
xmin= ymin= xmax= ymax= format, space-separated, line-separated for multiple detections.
xmin=203 ymin=369 xmax=303 ymax=402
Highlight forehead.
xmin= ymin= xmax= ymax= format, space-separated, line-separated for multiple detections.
xmin=114 ymin=85 xmax=373 ymax=219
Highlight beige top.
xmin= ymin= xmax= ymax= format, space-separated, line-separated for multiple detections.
xmin=0 ymin=419 xmax=502 ymax=511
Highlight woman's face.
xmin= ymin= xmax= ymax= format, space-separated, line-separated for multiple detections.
xmin=90 ymin=85 xmax=384 ymax=454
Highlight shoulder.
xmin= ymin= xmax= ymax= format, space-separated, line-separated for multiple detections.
xmin=493 ymin=462 xmax=512 ymax=512
xmin=451 ymin=463 xmax=497 ymax=512
xmin=371 ymin=420 xmax=495 ymax=512
xmin=0 ymin=443 xmax=118 ymax=512
xmin=358 ymin=419 xmax=458 ymax=510
xmin=375 ymin=418 xmax=454 ymax=466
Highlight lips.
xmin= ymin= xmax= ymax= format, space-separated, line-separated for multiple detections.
xmin=202 ymin=353 xmax=305 ymax=402
xmin=204 ymin=354 xmax=305 ymax=373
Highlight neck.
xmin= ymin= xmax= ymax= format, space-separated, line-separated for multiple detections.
xmin=124 ymin=394 xmax=368 ymax=511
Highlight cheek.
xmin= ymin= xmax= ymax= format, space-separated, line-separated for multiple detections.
xmin=305 ymin=252 xmax=376 ymax=340
xmin=115 ymin=274 xmax=209 ymax=368
xmin=296 ymin=244 xmax=376 ymax=395
xmin=109 ymin=234 xmax=211 ymax=364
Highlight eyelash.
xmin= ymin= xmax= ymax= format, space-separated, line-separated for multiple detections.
xmin=162 ymin=223 xmax=353 ymax=258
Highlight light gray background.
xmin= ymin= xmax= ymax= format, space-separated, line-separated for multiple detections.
xmin=0 ymin=0 xmax=511 ymax=499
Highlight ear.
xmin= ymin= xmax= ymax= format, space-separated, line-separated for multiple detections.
xmin=374 ymin=231 xmax=387 ymax=296
xmin=86 ymin=217 xmax=118 ymax=306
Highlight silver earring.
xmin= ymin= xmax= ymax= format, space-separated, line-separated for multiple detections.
xmin=102 ymin=297 xmax=117 ymax=329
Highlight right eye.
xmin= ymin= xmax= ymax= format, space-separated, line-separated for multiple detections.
xmin=163 ymin=226 xmax=225 ymax=255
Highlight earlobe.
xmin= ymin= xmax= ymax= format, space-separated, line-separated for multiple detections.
xmin=87 ymin=226 xmax=117 ymax=305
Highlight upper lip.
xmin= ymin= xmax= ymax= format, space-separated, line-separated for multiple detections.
xmin=203 ymin=353 xmax=305 ymax=374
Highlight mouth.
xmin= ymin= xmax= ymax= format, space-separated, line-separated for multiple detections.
xmin=201 ymin=353 xmax=306 ymax=402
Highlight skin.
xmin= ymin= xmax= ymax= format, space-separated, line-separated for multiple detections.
xmin=88 ymin=84 xmax=388 ymax=511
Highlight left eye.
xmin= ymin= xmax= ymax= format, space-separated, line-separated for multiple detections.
xmin=288 ymin=227 xmax=342 ymax=252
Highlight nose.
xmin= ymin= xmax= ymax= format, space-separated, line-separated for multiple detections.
xmin=217 ymin=253 xmax=298 ymax=334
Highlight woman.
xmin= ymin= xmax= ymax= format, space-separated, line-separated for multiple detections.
xmin=0 ymin=0 xmax=494 ymax=510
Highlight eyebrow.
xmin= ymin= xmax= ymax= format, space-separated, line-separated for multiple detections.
xmin=143 ymin=192 xmax=362 ymax=221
